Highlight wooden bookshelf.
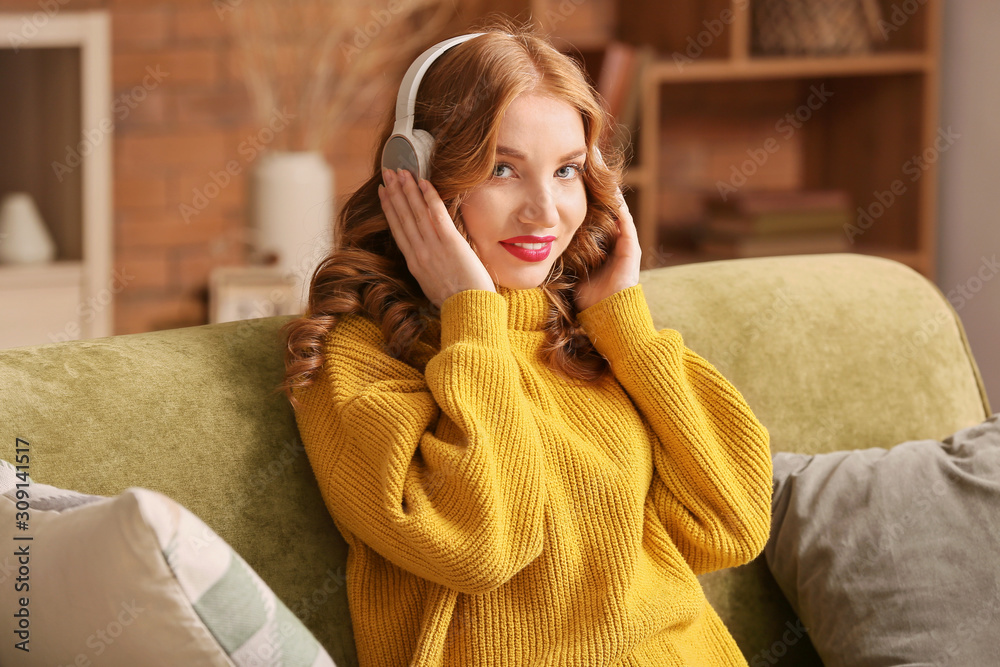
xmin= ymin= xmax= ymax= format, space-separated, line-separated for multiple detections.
xmin=524 ymin=0 xmax=943 ymax=279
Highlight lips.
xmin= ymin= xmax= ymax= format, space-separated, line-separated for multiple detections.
xmin=500 ymin=235 xmax=556 ymax=243
xmin=500 ymin=239 xmax=553 ymax=262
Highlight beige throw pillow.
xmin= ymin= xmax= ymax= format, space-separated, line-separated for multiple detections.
xmin=0 ymin=460 xmax=337 ymax=667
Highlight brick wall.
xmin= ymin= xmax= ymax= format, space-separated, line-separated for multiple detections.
xmin=2 ymin=0 xmax=392 ymax=335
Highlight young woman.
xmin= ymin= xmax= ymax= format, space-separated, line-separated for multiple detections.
xmin=280 ymin=19 xmax=773 ymax=667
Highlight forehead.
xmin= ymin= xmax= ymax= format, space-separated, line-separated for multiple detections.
xmin=497 ymin=93 xmax=585 ymax=152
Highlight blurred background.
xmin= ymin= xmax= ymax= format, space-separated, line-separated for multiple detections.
xmin=0 ymin=0 xmax=996 ymax=400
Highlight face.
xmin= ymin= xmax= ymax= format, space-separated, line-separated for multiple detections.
xmin=459 ymin=92 xmax=589 ymax=290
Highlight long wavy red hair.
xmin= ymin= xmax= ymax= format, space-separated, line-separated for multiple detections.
xmin=279 ymin=15 xmax=626 ymax=409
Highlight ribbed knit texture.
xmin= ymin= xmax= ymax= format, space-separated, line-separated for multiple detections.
xmin=292 ymin=283 xmax=773 ymax=666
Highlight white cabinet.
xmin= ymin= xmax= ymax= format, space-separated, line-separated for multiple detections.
xmin=0 ymin=11 xmax=112 ymax=348
xmin=0 ymin=262 xmax=82 ymax=347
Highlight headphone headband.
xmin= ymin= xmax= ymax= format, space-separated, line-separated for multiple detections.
xmin=392 ymin=33 xmax=485 ymax=136
xmin=380 ymin=32 xmax=498 ymax=183
xmin=382 ymin=32 xmax=486 ymax=183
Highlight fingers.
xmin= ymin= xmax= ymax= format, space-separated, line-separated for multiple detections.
xmin=385 ymin=169 xmax=424 ymax=242
xmin=380 ymin=168 xmax=433 ymax=259
xmin=399 ymin=170 xmax=434 ymax=238
xmin=417 ymin=177 xmax=456 ymax=239
xmin=614 ymin=186 xmax=629 ymax=216
xmin=615 ymin=188 xmax=634 ymax=223
xmin=378 ymin=173 xmax=413 ymax=259
xmin=617 ymin=192 xmax=633 ymax=223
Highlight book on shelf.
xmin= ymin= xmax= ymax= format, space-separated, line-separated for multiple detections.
xmin=700 ymin=188 xmax=854 ymax=244
xmin=699 ymin=229 xmax=852 ymax=259
xmin=613 ymin=43 xmax=653 ymax=153
xmin=705 ymin=208 xmax=851 ymax=235
xmin=704 ymin=188 xmax=853 ymax=216
xmin=596 ymin=40 xmax=635 ymax=120
xmin=596 ymin=41 xmax=654 ymax=154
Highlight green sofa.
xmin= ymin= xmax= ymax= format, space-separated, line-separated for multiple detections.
xmin=0 ymin=253 xmax=991 ymax=665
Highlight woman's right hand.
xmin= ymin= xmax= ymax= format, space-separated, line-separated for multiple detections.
xmin=379 ymin=168 xmax=496 ymax=309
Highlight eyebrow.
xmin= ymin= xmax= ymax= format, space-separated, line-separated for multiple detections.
xmin=496 ymin=146 xmax=587 ymax=162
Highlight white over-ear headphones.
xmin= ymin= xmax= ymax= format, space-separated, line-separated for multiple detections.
xmin=381 ymin=33 xmax=485 ymax=185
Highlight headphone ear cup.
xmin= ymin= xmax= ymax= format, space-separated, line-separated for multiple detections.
xmin=410 ymin=129 xmax=435 ymax=181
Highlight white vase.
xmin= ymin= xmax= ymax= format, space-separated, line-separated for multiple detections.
xmin=0 ymin=192 xmax=57 ymax=265
xmin=248 ymin=151 xmax=335 ymax=311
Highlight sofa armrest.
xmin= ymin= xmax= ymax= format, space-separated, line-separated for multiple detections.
xmin=635 ymin=252 xmax=991 ymax=662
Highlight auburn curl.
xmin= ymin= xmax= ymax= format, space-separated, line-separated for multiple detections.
xmin=278 ymin=15 xmax=628 ymax=410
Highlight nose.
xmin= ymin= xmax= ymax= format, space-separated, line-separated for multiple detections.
xmin=517 ymin=182 xmax=560 ymax=228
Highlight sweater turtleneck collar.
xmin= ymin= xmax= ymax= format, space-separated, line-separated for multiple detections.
xmin=497 ymin=285 xmax=550 ymax=332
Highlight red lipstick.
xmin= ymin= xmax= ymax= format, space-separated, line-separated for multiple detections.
xmin=499 ymin=236 xmax=555 ymax=262
xmin=500 ymin=235 xmax=556 ymax=243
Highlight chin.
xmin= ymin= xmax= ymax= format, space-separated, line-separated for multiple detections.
xmin=498 ymin=270 xmax=548 ymax=290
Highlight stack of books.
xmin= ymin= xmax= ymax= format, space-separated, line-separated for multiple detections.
xmin=595 ymin=41 xmax=655 ymax=154
xmin=697 ymin=189 xmax=854 ymax=259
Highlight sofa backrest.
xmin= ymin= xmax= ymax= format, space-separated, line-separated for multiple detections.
xmin=0 ymin=252 xmax=989 ymax=664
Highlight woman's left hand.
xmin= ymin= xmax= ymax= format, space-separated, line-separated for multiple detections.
xmin=574 ymin=187 xmax=642 ymax=312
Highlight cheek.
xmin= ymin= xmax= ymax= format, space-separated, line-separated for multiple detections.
xmin=561 ymin=197 xmax=588 ymax=250
xmin=562 ymin=222 xmax=586 ymax=255
xmin=458 ymin=198 xmax=483 ymax=234
xmin=458 ymin=202 xmax=494 ymax=252
xmin=461 ymin=192 xmax=507 ymax=237
xmin=564 ymin=190 xmax=588 ymax=228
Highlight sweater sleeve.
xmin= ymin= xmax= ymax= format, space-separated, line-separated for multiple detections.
xmin=576 ymin=283 xmax=772 ymax=575
xmin=292 ymin=289 xmax=547 ymax=595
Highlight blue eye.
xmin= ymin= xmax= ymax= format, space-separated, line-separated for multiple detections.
xmin=557 ymin=164 xmax=582 ymax=179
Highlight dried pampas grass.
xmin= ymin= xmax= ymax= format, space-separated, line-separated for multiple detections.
xmin=231 ymin=0 xmax=457 ymax=151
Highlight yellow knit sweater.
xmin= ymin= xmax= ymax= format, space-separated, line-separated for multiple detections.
xmin=292 ymin=282 xmax=773 ymax=666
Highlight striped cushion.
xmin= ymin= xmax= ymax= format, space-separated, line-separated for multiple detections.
xmin=0 ymin=459 xmax=337 ymax=666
